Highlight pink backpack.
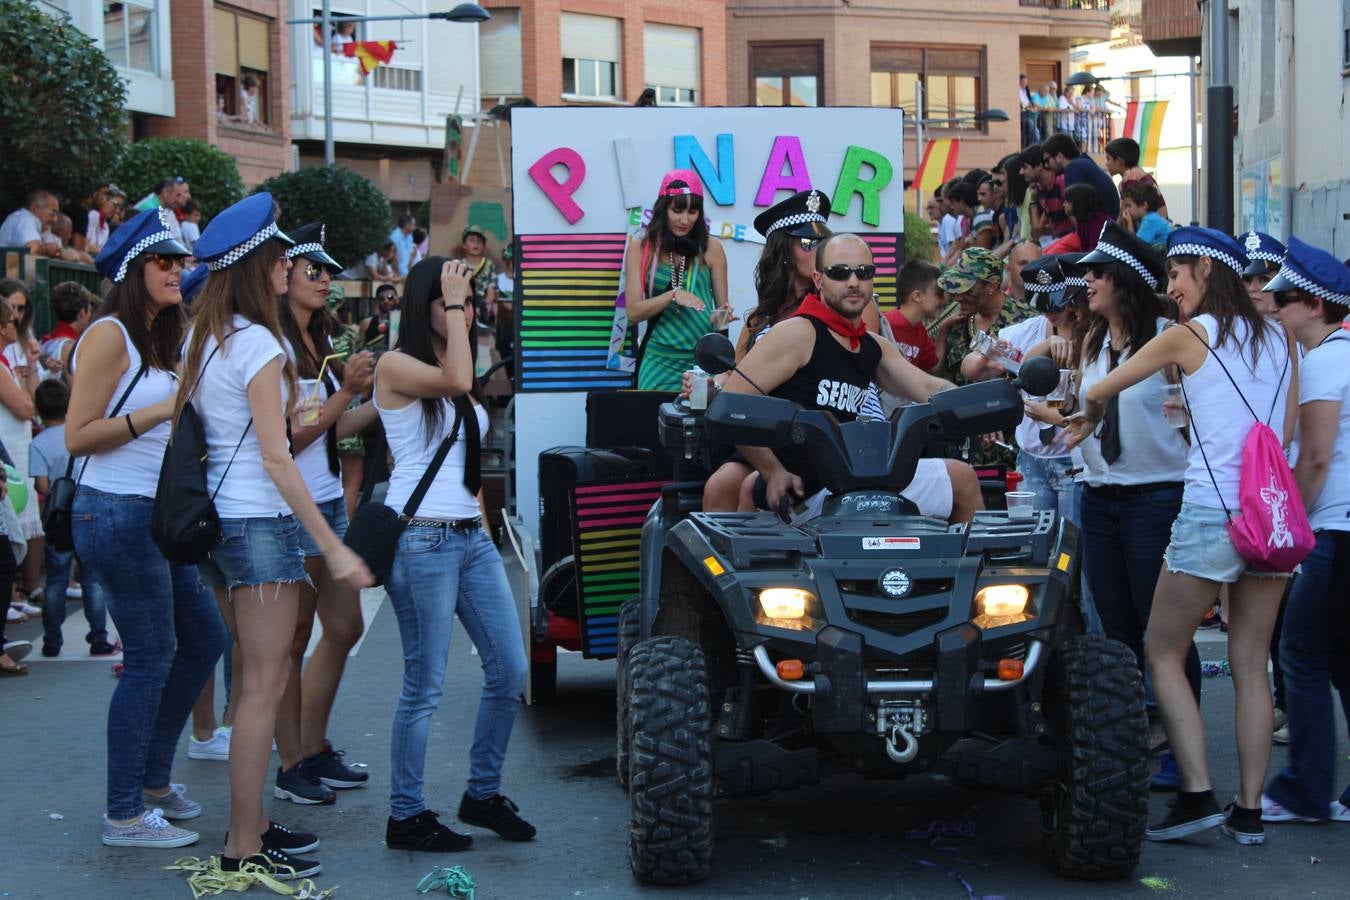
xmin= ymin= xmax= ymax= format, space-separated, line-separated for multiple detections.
xmin=1184 ymin=332 xmax=1314 ymax=572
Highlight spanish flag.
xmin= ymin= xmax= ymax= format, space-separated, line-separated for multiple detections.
xmin=343 ymin=40 xmax=397 ymax=76
xmin=1122 ymin=100 xmax=1168 ymax=168
xmin=914 ymin=139 xmax=960 ymax=195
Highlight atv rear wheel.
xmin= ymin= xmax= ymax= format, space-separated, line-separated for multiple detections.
xmin=615 ymin=598 xmax=641 ymax=789
xmin=628 ymin=636 xmax=714 ymax=885
xmin=1043 ymin=636 xmax=1149 ymax=879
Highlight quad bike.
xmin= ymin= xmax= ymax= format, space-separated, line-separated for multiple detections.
xmin=615 ymin=335 xmax=1149 ymax=885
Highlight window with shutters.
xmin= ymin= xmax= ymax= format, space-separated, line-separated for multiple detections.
xmin=751 ymin=42 xmax=823 ymax=107
xmin=644 ymin=23 xmax=699 ymax=106
xmin=870 ymin=44 xmax=984 ymax=129
xmin=481 ymin=8 xmax=523 ymax=98
xmin=103 ymin=1 xmax=158 ymax=73
xmin=215 ymin=6 xmax=272 ymax=128
xmin=561 ymin=13 xmax=622 ymax=100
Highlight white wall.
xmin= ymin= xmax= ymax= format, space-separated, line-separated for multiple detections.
xmin=47 ymin=0 xmax=176 ymax=117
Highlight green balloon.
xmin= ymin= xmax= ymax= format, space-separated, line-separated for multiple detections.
xmin=5 ymin=465 xmax=26 ymax=516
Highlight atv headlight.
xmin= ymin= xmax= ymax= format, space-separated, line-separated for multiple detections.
xmin=758 ymin=588 xmax=812 ymax=620
xmin=973 ymin=584 xmax=1032 ymax=629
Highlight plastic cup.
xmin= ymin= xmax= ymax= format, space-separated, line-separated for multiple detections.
xmin=297 ymin=378 xmax=322 ymax=426
xmin=1045 ymin=369 xmax=1072 ymax=411
xmin=1162 ymin=383 xmax=1186 ymax=428
xmin=1006 ymin=491 xmax=1036 ymax=519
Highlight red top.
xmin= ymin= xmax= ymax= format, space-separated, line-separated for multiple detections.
xmin=883 ymin=310 xmax=939 ymax=373
xmin=43 ymin=321 xmax=80 ymax=344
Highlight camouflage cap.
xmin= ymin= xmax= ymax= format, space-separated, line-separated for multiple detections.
xmin=936 ymin=247 xmax=1004 ymax=294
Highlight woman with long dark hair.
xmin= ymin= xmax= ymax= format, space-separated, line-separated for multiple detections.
xmin=72 ymin=208 xmax=229 ymax=848
xmin=185 ymin=194 xmax=371 ymax=878
xmin=378 ymin=257 xmax=533 ymax=853
xmin=1064 ymin=183 xmax=1111 ymax=253
xmin=625 ymin=169 xmax=730 ymax=391
xmin=1067 ymin=227 xmax=1296 ymax=846
xmin=273 ymin=223 xmax=378 ymax=805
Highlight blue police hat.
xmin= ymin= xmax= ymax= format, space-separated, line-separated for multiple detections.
xmin=1021 ymin=254 xmax=1083 ymax=313
xmin=1239 ymin=230 xmax=1286 ymax=277
xmin=94 ymin=207 xmax=190 ymax=284
xmin=1077 ymin=221 xmax=1166 ymax=290
xmin=194 ymin=193 xmax=293 ymax=272
xmin=180 ymin=264 xmax=209 ymax=302
xmin=1166 ymin=226 xmax=1250 ymax=277
xmin=285 ymin=222 xmax=342 ymax=272
xmin=1262 ymin=236 xmax=1350 ymax=307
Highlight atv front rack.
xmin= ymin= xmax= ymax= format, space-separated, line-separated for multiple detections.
xmin=750 ymin=640 xmax=1045 ymax=695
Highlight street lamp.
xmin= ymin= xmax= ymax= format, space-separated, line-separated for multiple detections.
xmin=908 ymin=98 xmax=1011 ymax=211
xmin=287 ymin=3 xmax=493 ymax=166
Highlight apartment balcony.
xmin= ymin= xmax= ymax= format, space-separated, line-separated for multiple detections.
xmin=1018 ymin=0 xmax=1114 ymax=44
xmin=1139 ymin=0 xmax=1202 ymax=57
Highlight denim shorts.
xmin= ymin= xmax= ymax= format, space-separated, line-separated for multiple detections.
xmin=198 ymin=515 xmax=308 ymax=591
xmin=298 ymin=498 xmax=349 ymax=559
xmin=1163 ymin=502 xmax=1288 ymax=584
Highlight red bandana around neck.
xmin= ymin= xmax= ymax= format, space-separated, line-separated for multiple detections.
xmin=795 ymin=292 xmax=869 ymax=350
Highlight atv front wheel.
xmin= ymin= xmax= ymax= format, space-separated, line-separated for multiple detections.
xmin=628 ymin=636 xmax=714 ymax=885
xmin=615 ymin=598 xmax=642 ymax=789
xmin=1043 ymin=636 xmax=1149 ymax=879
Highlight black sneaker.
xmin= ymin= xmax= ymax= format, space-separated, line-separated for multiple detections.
xmin=220 ymin=844 xmax=321 ymax=880
xmin=303 ymin=748 xmax=369 ymax=789
xmin=386 ymin=810 xmax=473 ymax=852
xmin=458 ymin=792 xmax=536 ymax=842
xmin=41 ymin=642 xmax=60 ymax=658
xmin=1146 ymin=789 xmax=1225 ymax=841
xmin=225 ymin=821 xmax=320 ymax=855
xmin=1222 ymin=803 xmax=1266 ymax=845
xmin=89 ymin=640 xmax=120 ymax=656
xmin=273 ymin=764 xmax=336 ymax=805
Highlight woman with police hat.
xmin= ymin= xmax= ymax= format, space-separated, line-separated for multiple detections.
xmin=273 ymin=223 xmax=379 ymax=806
xmin=185 ymin=194 xmax=372 ymax=878
xmin=72 ymin=208 xmax=229 ymax=850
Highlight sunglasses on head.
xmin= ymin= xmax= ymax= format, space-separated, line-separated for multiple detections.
xmin=820 ymin=264 xmax=876 ymax=282
xmin=147 ymin=254 xmax=184 ymax=272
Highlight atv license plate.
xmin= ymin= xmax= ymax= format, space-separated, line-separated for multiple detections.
xmin=862 ymin=536 xmax=921 ymax=551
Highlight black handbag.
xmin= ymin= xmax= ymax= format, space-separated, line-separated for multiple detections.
xmin=42 ymin=364 xmax=147 ymax=553
xmin=343 ymin=404 xmax=462 ymax=586
xmin=150 ymin=335 xmax=252 ymax=566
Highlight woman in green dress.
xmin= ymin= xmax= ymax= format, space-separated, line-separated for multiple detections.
xmin=625 ymin=169 xmax=730 ymax=391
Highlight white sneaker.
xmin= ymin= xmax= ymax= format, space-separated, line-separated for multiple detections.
xmin=66 ymin=584 xmax=83 ymax=599
xmin=101 ymin=808 xmax=200 ymax=848
xmin=11 ymin=600 xmax=39 ymax=616
xmin=1330 ymin=801 xmax=1350 ymax=822
xmin=6 ymin=606 xmax=26 ymax=623
xmin=188 ymin=726 xmax=231 ymax=761
xmin=1260 ymin=794 xmax=1321 ymax=823
xmin=142 ymin=783 xmax=201 ymax=821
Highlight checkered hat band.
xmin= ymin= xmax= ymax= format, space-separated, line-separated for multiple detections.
xmin=114 ymin=229 xmax=176 ymax=283
xmin=287 ymin=242 xmax=324 ymax=259
xmin=767 ymin=211 xmax=828 ymax=235
xmin=1096 ymin=241 xmax=1159 ymax=290
xmin=205 ymin=222 xmax=279 ymax=271
xmin=1167 ymin=242 xmax=1245 ymax=276
xmin=1248 ymin=248 xmax=1283 ymax=263
xmin=1065 ymin=276 xmax=1088 ymax=287
xmin=1026 ymin=279 xmax=1069 ymax=293
xmin=1279 ymin=264 xmax=1350 ymax=307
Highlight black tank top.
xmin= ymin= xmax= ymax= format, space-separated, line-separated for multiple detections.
xmin=773 ymin=317 xmax=882 ymax=422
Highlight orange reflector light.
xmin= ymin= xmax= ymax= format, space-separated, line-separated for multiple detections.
xmin=997 ymin=658 xmax=1024 ymax=681
xmin=703 ymin=556 xmax=725 ymax=577
xmin=776 ymin=659 xmax=806 ymax=681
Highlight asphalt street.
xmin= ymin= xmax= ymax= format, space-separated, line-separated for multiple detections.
xmin=2 ymin=594 xmax=1345 ymax=900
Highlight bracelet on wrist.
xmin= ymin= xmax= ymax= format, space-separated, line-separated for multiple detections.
xmin=125 ymin=413 xmax=139 ymax=439
xmin=443 ymin=303 xmax=466 ymax=313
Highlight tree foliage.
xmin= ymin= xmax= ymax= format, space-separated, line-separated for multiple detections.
xmin=904 ymin=211 xmax=937 ymax=265
xmin=255 ymin=166 xmax=392 ymax=271
xmin=111 ymin=138 xmax=244 ymax=220
xmin=0 ymin=0 xmax=127 ymax=213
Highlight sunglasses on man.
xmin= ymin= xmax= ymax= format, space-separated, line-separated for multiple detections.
xmin=819 ymin=264 xmax=877 ymax=282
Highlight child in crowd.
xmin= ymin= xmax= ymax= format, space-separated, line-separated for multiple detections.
xmin=883 ymin=260 xmax=945 ymax=376
xmin=1120 ymin=181 xmax=1174 ymax=249
xmin=29 ymin=380 xmax=113 ymax=657
xmin=41 ymin=281 xmax=97 ymax=382
xmin=180 ymin=201 xmax=203 ymax=254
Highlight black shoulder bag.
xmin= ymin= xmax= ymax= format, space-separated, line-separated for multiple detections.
xmin=42 ymin=363 xmax=148 ymax=552
xmin=343 ymin=403 xmax=463 ymax=586
xmin=151 ymin=335 xmax=253 ymax=565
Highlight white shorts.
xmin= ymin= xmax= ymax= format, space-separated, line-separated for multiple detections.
xmin=790 ymin=458 xmax=955 ymax=524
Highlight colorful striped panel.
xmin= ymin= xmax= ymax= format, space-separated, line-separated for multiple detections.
xmin=517 ymin=233 xmax=634 ymax=392
xmin=862 ymin=233 xmax=904 ymax=310
xmin=570 ymin=478 xmax=667 ymax=659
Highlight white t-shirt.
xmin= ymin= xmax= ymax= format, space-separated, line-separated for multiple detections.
xmin=1296 ymin=331 xmax=1350 ymax=532
xmin=180 ymin=220 xmax=201 ymax=252
xmin=0 ymin=208 xmax=42 ymax=247
xmin=999 ymin=316 xmax=1071 ymax=460
xmin=85 ymin=212 xmax=110 ymax=250
xmin=293 ymin=372 xmax=344 ymax=504
xmin=192 ymin=316 xmax=291 ymax=518
xmin=938 ymin=214 xmax=961 ymax=256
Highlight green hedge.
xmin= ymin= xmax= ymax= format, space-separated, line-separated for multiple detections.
xmin=254 ymin=166 xmax=392 ymax=271
xmin=111 ymin=138 xmax=244 ymax=220
xmin=904 ymin=212 xmax=936 ymax=265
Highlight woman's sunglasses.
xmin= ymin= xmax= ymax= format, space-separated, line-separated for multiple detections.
xmin=147 ymin=253 xmax=185 ymax=272
xmin=820 ymin=264 xmax=877 ymax=282
xmin=1272 ymin=290 xmax=1303 ymax=308
xmin=797 ymin=237 xmax=822 ymax=252
xmin=300 ymin=263 xmax=327 ymax=282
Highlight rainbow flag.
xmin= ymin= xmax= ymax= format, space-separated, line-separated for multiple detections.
xmin=914 ymin=139 xmax=960 ymax=194
xmin=1121 ymin=100 xmax=1168 ymax=168
xmin=343 ymin=40 xmax=397 ymax=76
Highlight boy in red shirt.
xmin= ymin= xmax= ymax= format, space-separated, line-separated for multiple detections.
xmin=883 ymin=260 xmax=944 ymax=375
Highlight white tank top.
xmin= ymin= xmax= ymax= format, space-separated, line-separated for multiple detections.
xmin=377 ymin=385 xmax=486 ymax=520
xmin=77 ymin=317 xmax=177 ymax=498
xmin=1182 ymin=314 xmax=1291 ymax=509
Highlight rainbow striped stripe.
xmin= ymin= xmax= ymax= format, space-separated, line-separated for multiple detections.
xmin=1122 ymin=100 xmax=1169 ymax=168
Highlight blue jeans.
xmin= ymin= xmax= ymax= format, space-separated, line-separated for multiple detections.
xmin=41 ymin=544 xmax=108 ymax=650
xmin=1265 ymin=531 xmax=1350 ymax=817
xmin=73 ymin=486 xmax=229 ymax=820
xmin=387 ymin=525 xmax=527 ymax=818
xmin=1017 ymin=452 xmax=1076 ymax=522
xmin=1081 ymin=483 xmax=1200 ymax=704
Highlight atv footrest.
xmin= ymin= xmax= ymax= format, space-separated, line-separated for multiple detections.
xmin=945 ymin=737 xmax=1059 ymax=794
xmin=714 ymin=740 xmax=820 ymax=797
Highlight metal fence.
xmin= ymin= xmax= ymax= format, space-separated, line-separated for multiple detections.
xmin=1 ymin=247 xmax=102 ymax=336
xmin=1018 ymin=0 xmax=1113 ymax=10
xmin=1019 ymin=108 xmax=1116 ymax=155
